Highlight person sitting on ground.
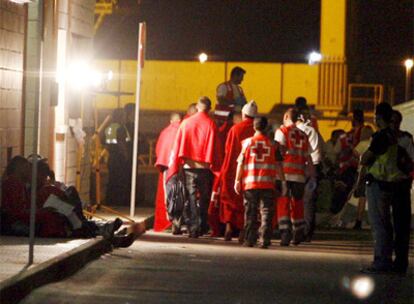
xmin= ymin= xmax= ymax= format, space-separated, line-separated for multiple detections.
xmin=33 ymin=158 xmax=140 ymax=247
xmin=1 ymin=156 xmax=68 ymax=237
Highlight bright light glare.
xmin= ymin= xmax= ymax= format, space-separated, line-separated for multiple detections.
xmin=59 ymin=61 xmax=108 ymax=91
xmin=199 ymin=53 xmax=208 ymax=64
xmin=308 ymin=51 xmax=322 ymax=65
xmin=350 ymin=276 xmax=375 ymax=299
xmin=404 ymin=59 xmax=414 ymax=70
xmin=9 ymin=0 xmax=32 ymax=4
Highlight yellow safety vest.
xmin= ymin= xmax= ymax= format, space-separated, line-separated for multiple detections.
xmin=367 ymin=144 xmax=406 ymax=182
xmin=105 ymin=123 xmax=131 ymax=144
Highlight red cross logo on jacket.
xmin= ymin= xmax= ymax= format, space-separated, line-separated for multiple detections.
xmin=251 ymin=141 xmax=270 ymax=162
xmin=289 ymin=129 xmax=305 ymax=148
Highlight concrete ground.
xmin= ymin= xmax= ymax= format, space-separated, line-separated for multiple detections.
xmin=0 ymin=207 xmax=152 ymax=304
xmin=20 ymin=230 xmax=413 ymax=304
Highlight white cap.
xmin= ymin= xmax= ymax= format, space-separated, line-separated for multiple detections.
xmin=242 ymin=100 xmax=258 ymax=117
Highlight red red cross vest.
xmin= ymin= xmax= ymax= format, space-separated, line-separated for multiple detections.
xmin=279 ymin=125 xmax=309 ymax=182
xmin=214 ymin=81 xmax=245 ymax=121
xmin=240 ymin=133 xmax=278 ymax=190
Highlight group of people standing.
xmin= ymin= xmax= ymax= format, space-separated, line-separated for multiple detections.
xmin=154 ymin=66 xmax=413 ymax=275
xmin=153 ymin=66 xmax=324 ymax=248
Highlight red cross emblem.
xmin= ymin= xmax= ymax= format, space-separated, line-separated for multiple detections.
xmin=289 ymin=129 xmax=305 ymax=148
xmin=251 ymin=141 xmax=270 ymax=162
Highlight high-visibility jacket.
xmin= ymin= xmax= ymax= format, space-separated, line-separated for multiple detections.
xmin=277 ymin=125 xmax=309 ymax=183
xmin=367 ymin=144 xmax=406 ymax=182
xmin=220 ymin=81 xmax=245 ymax=103
xmin=239 ymin=133 xmax=278 ymax=190
xmin=337 ymin=132 xmax=358 ymax=173
xmin=215 ymin=81 xmax=245 ymax=120
xmin=104 ymin=123 xmax=131 ymax=144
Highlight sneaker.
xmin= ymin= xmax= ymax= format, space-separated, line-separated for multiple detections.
xmin=280 ymin=231 xmax=292 ymax=247
xmin=99 ymin=218 xmax=123 ymax=240
xmin=172 ymin=224 xmax=182 ymax=235
xmin=189 ymin=231 xmax=199 ymax=238
xmin=112 ymin=233 xmax=136 ymax=248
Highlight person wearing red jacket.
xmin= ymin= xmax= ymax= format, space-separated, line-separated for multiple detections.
xmin=168 ymin=97 xmax=218 ymax=238
xmin=153 ymin=113 xmax=182 ymax=232
xmin=1 ymin=156 xmax=67 ymax=237
xmin=212 ymin=101 xmax=258 ymax=241
xmin=234 ymin=116 xmax=285 ymax=248
xmin=274 ymin=108 xmax=315 ymax=246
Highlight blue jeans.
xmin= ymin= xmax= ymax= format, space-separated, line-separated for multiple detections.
xmin=366 ymin=182 xmax=394 ymax=269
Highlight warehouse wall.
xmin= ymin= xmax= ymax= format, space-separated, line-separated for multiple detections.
xmin=0 ymin=0 xmax=25 ymax=171
xmin=94 ymin=60 xmax=319 ymax=113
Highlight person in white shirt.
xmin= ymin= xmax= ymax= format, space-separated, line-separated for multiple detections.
xmin=296 ymin=105 xmax=324 ymax=242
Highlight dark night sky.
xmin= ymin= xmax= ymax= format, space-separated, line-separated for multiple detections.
xmin=94 ymin=0 xmax=414 ymax=103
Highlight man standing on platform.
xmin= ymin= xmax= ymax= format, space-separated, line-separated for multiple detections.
xmin=169 ymin=97 xmax=218 ymax=238
xmin=214 ymin=67 xmax=247 ymax=158
xmin=275 ymin=108 xmax=315 ymax=246
xmin=153 ymin=113 xmax=182 ymax=232
xmin=215 ymin=101 xmax=258 ymax=241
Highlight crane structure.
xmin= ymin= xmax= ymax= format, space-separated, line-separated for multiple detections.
xmin=94 ymin=0 xmax=118 ymax=33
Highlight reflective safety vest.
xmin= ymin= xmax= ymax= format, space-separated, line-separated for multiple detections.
xmin=279 ymin=125 xmax=309 ymax=183
xmin=241 ymin=134 xmax=278 ymax=190
xmin=214 ymin=81 xmax=245 ymax=121
xmin=337 ymin=132 xmax=358 ymax=174
xmin=223 ymin=81 xmax=245 ymax=103
xmin=105 ymin=123 xmax=131 ymax=144
xmin=367 ymin=144 xmax=406 ymax=182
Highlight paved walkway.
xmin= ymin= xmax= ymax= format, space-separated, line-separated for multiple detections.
xmin=0 ymin=207 xmax=153 ymax=304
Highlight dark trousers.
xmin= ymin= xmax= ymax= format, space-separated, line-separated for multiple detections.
xmin=366 ymin=179 xmax=412 ymax=271
xmin=184 ymin=169 xmax=213 ymax=234
xmin=392 ymin=179 xmax=412 ymax=270
xmin=244 ymin=189 xmax=275 ymax=246
xmin=304 ymin=164 xmax=322 ymax=239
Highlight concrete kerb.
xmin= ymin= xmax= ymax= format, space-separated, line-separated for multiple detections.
xmin=0 ymin=215 xmax=154 ymax=304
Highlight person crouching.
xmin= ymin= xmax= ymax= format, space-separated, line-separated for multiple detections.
xmin=234 ymin=116 xmax=285 ymax=248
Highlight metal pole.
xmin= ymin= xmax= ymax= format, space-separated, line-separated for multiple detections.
xmin=28 ymin=0 xmax=44 ymax=266
xmin=405 ymin=67 xmax=412 ymax=102
xmin=130 ymin=22 xmax=145 ymax=218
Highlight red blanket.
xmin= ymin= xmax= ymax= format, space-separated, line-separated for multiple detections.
xmin=1 ymin=177 xmax=67 ymax=237
xmin=155 ymin=121 xmax=180 ymax=168
xmin=167 ymin=111 xmax=219 ymax=181
xmin=153 ymin=121 xmax=181 ymax=231
xmin=218 ymin=118 xmax=254 ymax=229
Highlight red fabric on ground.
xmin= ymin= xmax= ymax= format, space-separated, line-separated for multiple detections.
xmin=153 ymin=173 xmax=171 ymax=232
xmin=207 ymin=174 xmax=222 ymax=236
xmin=218 ymin=118 xmax=254 ymax=230
xmin=155 ymin=121 xmax=180 ymax=168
